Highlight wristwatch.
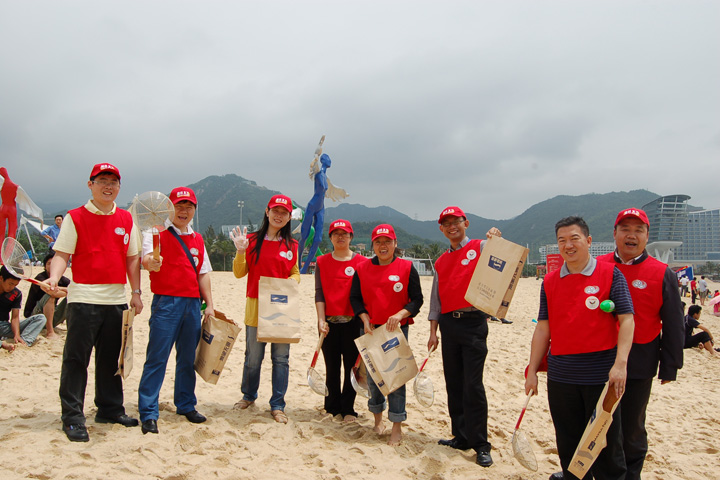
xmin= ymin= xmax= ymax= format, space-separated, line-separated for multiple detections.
xmin=131 ymin=289 xmax=142 ymax=295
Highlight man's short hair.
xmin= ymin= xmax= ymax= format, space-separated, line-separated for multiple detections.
xmin=688 ymin=305 xmax=702 ymax=317
xmin=0 ymin=265 xmax=19 ymax=281
xmin=54 ymin=214 xmax=63 ymax=220
xmin=555 ymin=216 xmax=590 ymax=237
xmin=43 ymin=250 xmax=56 ymax=268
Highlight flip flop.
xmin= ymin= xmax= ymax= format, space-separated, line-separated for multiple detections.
xmin=271 ymin=410 xmax=288 ymax=424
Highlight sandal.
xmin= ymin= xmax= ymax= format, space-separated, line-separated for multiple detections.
xmin=271 ymin=410 xmax=288 ymax=424
xmin=233 ymin=399 xmax=254 ymax=410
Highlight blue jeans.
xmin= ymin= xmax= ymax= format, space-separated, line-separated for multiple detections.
xmin=241 ymin=325 xmax=290 ymax=411
xmin=366 ymin=324 xmax=408 ymax=423
xmin=138 ymin=295 xmax=202 ymax=421
xmin=0 ymin=314 xmax=45 ymax=346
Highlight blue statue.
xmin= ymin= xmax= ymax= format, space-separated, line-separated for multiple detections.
xmin=298 ymin=136 xmax=348 ymax=273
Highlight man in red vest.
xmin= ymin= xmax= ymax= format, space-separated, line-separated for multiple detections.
xmin=137 ymin=187 xmax=214 ymax=435
xmin=46 ymin=163 xmax=144 ymax=442
xmin=526 ymin=216 xmax=635 ymax=480
xmin=427 ymin=206 xmax=501 ymax=468
xmin=595 ymin=208 xmax=684 ymax=480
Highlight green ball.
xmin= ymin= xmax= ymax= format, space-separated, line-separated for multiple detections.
xmin=600 ymin=300 xmax=615 ymax=313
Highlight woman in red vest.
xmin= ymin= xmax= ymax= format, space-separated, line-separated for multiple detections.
xmin=230 ymin=195 xmax=299 ymax=424
xmin=315 ymin=219 xmax=369 ymax=422
xmin=350 ymin=224 xmax=423 ymax=445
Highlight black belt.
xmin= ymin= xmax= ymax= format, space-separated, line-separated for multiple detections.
xmin=449 ymin=310 xmax=487 ymax=319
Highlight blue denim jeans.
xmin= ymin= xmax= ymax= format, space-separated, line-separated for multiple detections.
xmin=138 ymin=295 xmax=202 ymax=421
xmin=366 ymin=324 xmax=408 ymax=423
xmin=241 ymin=325 xmax=290 ymax=411
xmin=0 ymin=314 xmax=45 ymax=346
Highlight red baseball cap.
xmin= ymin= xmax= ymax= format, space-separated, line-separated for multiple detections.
xmin=89 ymin=163 xmax=121 ymax=180
xmin=169 ymin=187 xmax=197 ymax=205
xmin=329 ymin=219 xmax=353 ymax=235
xmin=371 ymin=224 xmax=396 ymax=241
xmin=614 ymin=208 xmax=650 ymax=227
xmin=438 ymin=206 xmax=466 ymax=224
xmin=267 ymin=194 xmax=292 ymax=212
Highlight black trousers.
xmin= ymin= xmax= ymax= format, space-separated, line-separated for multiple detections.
xmin=439 ymin=313 xmax=491 ymax=452
xmin=321 ymin=318 xmax=360 ymax=417
xmin=548 ymin=380 xmax=626 ymax=480
xmin=59 ymin=303 xmax=127 ymax=425
xmin=620 ymin=378 xmax=653 ymax=480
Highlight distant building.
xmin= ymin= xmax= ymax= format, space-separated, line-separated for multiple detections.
xmin=676 ymin=209 xmax=720 ymax=262
xmin=539 ymin=242 xmax=615 ymax=263
xmin=642 ymin=194 xmax=690 ymax=263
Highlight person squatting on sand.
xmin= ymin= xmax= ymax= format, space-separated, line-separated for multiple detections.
xmin=594 ymin=208 xmax=684 ymax=480
xmin=230 ymin=194 xmax=299 ymax=424
xmin=137 ymin=187 xmax=214 ymax=435
xmin=0 ymin=265 xmax=46 ymax=347
xmin=314 ymin=219 xmax=368 ymax=422
xmin=350 ymin=223 xmax=424 ymax=446
xmin=427 ymin=206 xmax=502 ymax=468
xmin=45 ymin=163 xmax=144 ymax=442
xmin=684 ymin=305 xmax=720 ymax=358
xmin=525 ymin=216 xmax=635 ymax=480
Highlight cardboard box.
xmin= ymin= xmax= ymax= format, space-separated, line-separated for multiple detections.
xmin=194 ymin=310 xmax=241 ymax=385
xmin=464 ymin=236 xmax=529 ymax=318
xmin=568 ymin=382 xmax=622 ymax=478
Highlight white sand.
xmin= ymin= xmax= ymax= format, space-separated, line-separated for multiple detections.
xmin=1 ymin=272 xmax=719 ymax=480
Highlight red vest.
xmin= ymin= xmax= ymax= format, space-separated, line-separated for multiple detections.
xmin=355 ymin=258 xmax=414 ymax=326
xmin=434 ymin=239 xmax=482 ymax=313
xmin=317 ymin=253 xmax=369 ymax=316
xmin=597 ymin=253 xmax=664 ymax=344
xmin=149 ymin=229 xmax=205 ymax=298
xmin=544 ymin=261 xmax=618 ymax=355
xmin=245 ymin=235 xmax=298 ymax=298
xmin=68 ymin=206 xmax=133 ymax=284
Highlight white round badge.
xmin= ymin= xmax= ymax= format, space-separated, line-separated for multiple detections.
xmin=123 ymin=233 xmax=129 ymax=245
xmin=286 ymin=251 xmax=293 ymax=261
xmin=279 ymin=251 xmax=287 ymax=259
xmin=632 ymin=280 xmax=647 ymax=289
xmin=115 ymin=227 xmax=125 ymax=235
xmin=193 ymin=256 xmax=199 ymax=266
xmin=345 ymin=266 xmax=355 ymax=276
xmin=190 ymin=248 xmax=199 ymax=256
xmin=585 ymin=296 xmax=600 ymax=310
xmin=393 ymin=282 xmax=403 ymax=292
xmin=388 ymin=275 xmax=400 ymax=282
xmin=461 ymin=259 xmax=469 ymax=266
xmin=466 ymin=249 xmax=477 ymax=260
xmin=584 ymin=286 xmax=600 ymax=294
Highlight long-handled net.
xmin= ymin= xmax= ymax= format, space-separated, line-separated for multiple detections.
xmin=413 ymin=344 xmax=436 ymax=407
xmin=512 ymin=392 xmax=538 ymax=471
xmin=1 ymin=237 xmax=40 ymax=284
xmin=307 ymin=332 xmax=328 ymax=396
xmin=130 ymin=191 xmax=174 ymax=259
xmin=350 ymin=354 xmax=370 ymax=399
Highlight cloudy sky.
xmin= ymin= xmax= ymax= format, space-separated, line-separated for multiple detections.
xmin=1 ymin=1 xmax=718 ymax=221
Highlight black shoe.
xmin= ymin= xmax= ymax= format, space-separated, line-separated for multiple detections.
xmin=438 ymin=438 xmax=470 ymax=450
xmin=141 ymin=419 xmax=158 ymax=434
xmin=489 ymin=316 xmax=501 ymax=322
xmin=500 ymin=318 xmax=513 ymax=324
xmin=181 ymin=410 xmax=207 ymax=424
xmin=476 ymin=451 xmax=493 ymax=467
xmin=95 ymin=414 xmax=139 ymax=427
xmin=63 ymin=424 xmax=89 ymax=442
xmin=549 ymin=472 xmax=564 ymax=480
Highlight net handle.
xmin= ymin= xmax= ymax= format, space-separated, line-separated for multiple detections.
xmin=515 ymin=391 xmax=533 ymax=430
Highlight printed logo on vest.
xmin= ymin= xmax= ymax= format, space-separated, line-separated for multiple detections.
xmin=584 ymin=286 xmax=600 ymax=294
xmin=124 ymin=233 xmax=129 ymax=245
xmin=193 ymin=256 xmax=199 ymax=266
xmin=585 ymin=296 xmax=599 ymax=310
xmin=190 ymin=248 xmax=199 ymax=255
xmin=388 ymin=275 xmax=400 ymax=282
xmin=466 ymin=249 xmax=477 ymax=260
xmin=632 ymin=280 xmax=647 ymax=289
xmin=279 ymin=250 xmax=293 ymax=261
xmin=115 ymin=227 xmax=125 ymax=235
xmin=488 ymin=255 xmax=505 ymax=272
xmin=271 ymin=294 xmax=288 ymax=304
xmin=461 ymin=259 xmax=469 ymax=266
xmin=381 ymin=337 xmax=400 ymax=352
xmin=345 ymin=266 xmax=355 ymax=276
xmin=393 ymin=282 xmax=403 ymax=292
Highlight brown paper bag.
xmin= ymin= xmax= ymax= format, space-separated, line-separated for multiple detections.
xmin=568 ymin=382 xmax=622 ymax=478
xmin=464 ymin=236 xmax=529 ymax=318
xmin=257 ymin=276 xmax=301 ymax=344
xmin=354 ymin=327 xmax=418 ymax=396
xmin=116 ymin=307 xmax=135 ymax=379
xmin=194 ymin=310 xmax=241 ymax=385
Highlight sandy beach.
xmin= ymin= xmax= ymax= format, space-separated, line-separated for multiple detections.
xmin=1 ymin=271 xmax=719 ymax=480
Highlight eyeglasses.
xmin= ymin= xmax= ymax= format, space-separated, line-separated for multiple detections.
xmin=332 ymin=231 xmax=351 ymax=237
xmin=441 ymin=218 xmax=465 ymax=228
xmin=92 ymin=180 xmax=120 ymax=188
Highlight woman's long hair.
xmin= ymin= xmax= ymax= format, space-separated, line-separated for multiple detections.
xmin=249 ymin=211 xmax=296 ymax=264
